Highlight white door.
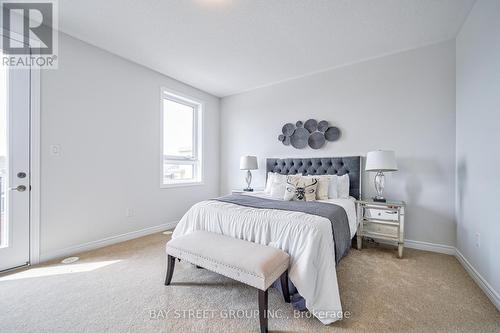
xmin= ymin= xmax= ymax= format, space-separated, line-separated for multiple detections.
xmin=0 ymin=50 xmax=31 ymax=272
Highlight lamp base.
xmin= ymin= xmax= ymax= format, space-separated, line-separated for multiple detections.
xmin=372 ymin=196 xmax=386 ymax=203
xmin=373 ymin=171 xmax=386 ymax=203
xmin=243 ymin=170 xmax=253 ymax=193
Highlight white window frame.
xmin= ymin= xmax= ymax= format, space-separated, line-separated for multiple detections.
xmin=160 ymin=88 xmax=203 ymax=188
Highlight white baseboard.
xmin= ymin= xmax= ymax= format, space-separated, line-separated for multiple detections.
xmin=39 ymin=221 xmax=178 ymax=263
xmin=455 ymin=249 xmax=500 ymax=310
xmin=403 ymin=239 xmax=456 ymax=255
xmin=376 ymin=238 xmax=456 ymax=255
xmin=367 ymin=238 xmax=499 ymax=310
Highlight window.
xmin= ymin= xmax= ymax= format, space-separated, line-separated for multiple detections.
xmin=161 ymin=88 xmax=202 ymax=187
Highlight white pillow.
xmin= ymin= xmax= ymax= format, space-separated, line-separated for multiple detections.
xmin=304 ymin=175 xmax=331 ymax=200
xmin=270 ymin=180 xmax=287 ymax=199
xmin=328 ymin=174 xmax=350 ymax=199
xmin=264 ymin=172 xmax=274 ymax=193
xmin=264 ymin=173 xmax=286 ymax=194
xmin=337 ymin=174 xmax=350 ymax=198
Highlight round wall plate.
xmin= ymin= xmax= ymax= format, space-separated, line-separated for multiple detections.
xmin=325 ymin=126 xmax=341 ymax=141
xmin=282 ymin=123 xmax=295 ymax=136
xmin=290 ymin=127 xmax=309 ymax=148
xmin=296 ymin=120 xmax=303 ymax=127
xmin=318 ymin=120 xmax=329 ymax=132
xmin=278 ymin=134 xmax=285 ymax=142
xmin=304 ymin=119 xmax=318 ymax=133
xmin=308 ymin=132 xmax=326 ymax=149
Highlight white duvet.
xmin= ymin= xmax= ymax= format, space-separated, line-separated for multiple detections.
xmin=172 ymin=192 xmax=357 ymax=325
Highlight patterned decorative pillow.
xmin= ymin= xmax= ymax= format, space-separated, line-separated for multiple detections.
xmin=284 ymin=175 xmax=300 ymax=201
xmin=303 ymin=175 xmax=332 ymax=200
xmin=284 ymin=175 xmax=319 ymax=201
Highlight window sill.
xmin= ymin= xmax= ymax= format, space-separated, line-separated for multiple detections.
xmin=161 ymin=181 xmax=204 ymax=189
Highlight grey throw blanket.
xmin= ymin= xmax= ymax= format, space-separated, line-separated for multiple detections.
xmin=214 ymin=194 xmax=351 ymax=264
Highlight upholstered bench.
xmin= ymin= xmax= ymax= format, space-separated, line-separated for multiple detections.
xmin=165 ymin=230 xmax=290 ymax=333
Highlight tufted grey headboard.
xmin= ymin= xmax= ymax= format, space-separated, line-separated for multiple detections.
xmin=266 ymin=156 xmax=362 ymax=199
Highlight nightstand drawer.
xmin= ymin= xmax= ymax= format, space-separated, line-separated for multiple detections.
xmin=363 ymin=222 xmax=398 ymax=237
xmin=365 ymin=208 xmax=399 ymax=221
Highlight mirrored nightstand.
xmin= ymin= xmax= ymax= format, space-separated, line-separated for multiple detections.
xmin=356 ymin=199 xmax=406 ymax=258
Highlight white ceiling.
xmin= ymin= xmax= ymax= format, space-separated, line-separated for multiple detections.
xmin=58 ymin=0 xmax=475 ymax=97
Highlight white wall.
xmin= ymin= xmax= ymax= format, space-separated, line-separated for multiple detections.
xmin=40 ymin=33 xmax=220 ymax=258
xmin=456 ymin=0 xmax=500 ymax=303
xmin=221 ymin=41 xmax=456 ymax=246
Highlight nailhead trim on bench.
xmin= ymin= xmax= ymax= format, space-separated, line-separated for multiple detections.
xmin=167 ymin=244 xmax=264 ymax=278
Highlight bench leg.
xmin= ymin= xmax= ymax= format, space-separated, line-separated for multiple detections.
xmin=164 ymin=255 xmax=176 ymax=285
xmin=258 ymin=289 xmax=268 ymax=333
xmin=280 ymin=270 xmax=290 ymax=303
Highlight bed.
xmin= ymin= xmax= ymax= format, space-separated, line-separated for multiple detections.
xmin=172 ymin=156 xmax=362 ymax=325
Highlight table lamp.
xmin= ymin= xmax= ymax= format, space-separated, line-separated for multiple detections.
xmin=365 ymin=150 xmax=398 ymax=202
xmin=240 ymin=155 xmax=258 ymax=191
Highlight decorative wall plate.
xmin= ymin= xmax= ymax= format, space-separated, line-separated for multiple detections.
xmin=318 ymin=120 xmax=329 ymax=132
xmin=296 ymin=121 xmax=303 ymax=127
xmin=290 ymin=127 xmax=309 ymax=149
xmin=325 ymin=126 xmax=341 ymax=141
xmin=308 ymin=132 xmax=325 ymax=149
xmin=304 ymin=119 xmax=318 ymax=133
xmin=278 ymin=134 xmax=285 ymax=142
xmin=282 ymin=123 xmax=295 ymax=136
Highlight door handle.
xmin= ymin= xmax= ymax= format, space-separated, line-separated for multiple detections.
xmin=9 ymin=185 xmax=27 ymax=192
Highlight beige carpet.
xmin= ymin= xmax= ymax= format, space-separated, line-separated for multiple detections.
xmin=1 ymin=232 xmax=499 ymax=333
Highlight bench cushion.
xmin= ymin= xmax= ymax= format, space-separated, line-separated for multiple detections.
xmin=166 ymin=231 xmax=289 ymax=290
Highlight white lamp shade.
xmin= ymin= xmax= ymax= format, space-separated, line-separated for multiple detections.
xmin=365 ymin=150 xmax=398 ymax=172
xmin=240 ymin=155 xmax=258 ymax=170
